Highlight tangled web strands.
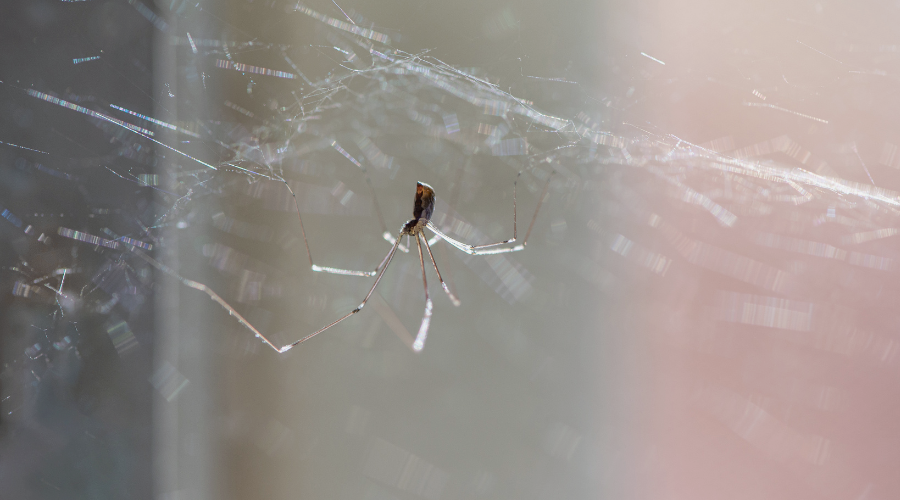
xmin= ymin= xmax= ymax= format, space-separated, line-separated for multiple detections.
xmin=8 ymin=2 xmax=900 ymax=498
xmin=174 ymin=32 xmax=900 ymax=353
xmin=252 ymin=54 xmax=576 ymax=176
xmin=274 ymin=42 xmax=899 ymax=213
xmin=11 ymin=3 xmax=900 ymax=361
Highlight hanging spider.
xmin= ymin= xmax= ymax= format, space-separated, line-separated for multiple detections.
xmin=144 ymin=170 xmax=553 ymax=354
xmin=259 ymin=171 xmax=554 ymax=353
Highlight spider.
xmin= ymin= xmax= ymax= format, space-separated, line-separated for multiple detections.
xmin=251 ymin=171 xmax=553 ymax=353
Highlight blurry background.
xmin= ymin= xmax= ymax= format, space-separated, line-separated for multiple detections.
xmin=3 ymin=1 xmax=900 ymax=500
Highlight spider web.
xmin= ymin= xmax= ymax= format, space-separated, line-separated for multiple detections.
xmin=2 ymin=1 xmax=900 ymax=499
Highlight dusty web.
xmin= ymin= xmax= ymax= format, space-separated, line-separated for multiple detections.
xmin=0 ymin=0 xmax=900 ymax=497
xmin=4 ymin=1 xmax=900 ymax=370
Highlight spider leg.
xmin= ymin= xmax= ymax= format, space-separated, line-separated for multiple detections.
xmin=420 ymin=232 xmax=460 ymax=306
xmin=412 ymin=233 xmax=434 ymax=352
xmin=137 ymin=230 xmax=403 ymax=354
xmin=333 ymin=141 xmax=411 ymax=254
xmin=426 ymin=170 xmax=554 ymax=255
xmin=133 ymin=249 xmax=284 ymax=352
xmin=280 ymin=179 xmax=397 ymax=276
xmin=382 ymin=231 xmax=410 ymax=253
xmin=279 ymin=231 xmax=403 ymax=352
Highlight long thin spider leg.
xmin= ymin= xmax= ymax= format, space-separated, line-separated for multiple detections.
xmin=426 ymin=170 xmax=554 ymax=255
xmin=425 ymin=171 xmax=523 ymax=252
xmin=281 ymin=180 xmax=392 ymax=276
xmin=429 ymin=156 xmax=468 ymax=251
xmin=467 ymin=171 xmax=521 ymax=250
xmin=280 ymin=232 xmax=403 ymax=352
xmin=360 ymin=160 xmax=409 ymax=254
xmin=382 ymin=231 xmax=410 ymax=253
xmin=135 ymin=233 xmax=402 ymax=354
xmin=519 ymin=170 xmax=554 ymax=247
xmin=360 ymin=159 xmax=388 ymax=238
xmin=132 ymin=249 xmax=280 ymax=351
xmin=420 ymin=232 xmax=460 ymax=306
xmin=413 ymin=234 xmax=434 ymax=352
xmin=332 ymin=140 xmax=410 ymax=253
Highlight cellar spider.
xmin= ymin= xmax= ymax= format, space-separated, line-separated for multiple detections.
xmin=256 ymin=171 xmax=553 ymax=353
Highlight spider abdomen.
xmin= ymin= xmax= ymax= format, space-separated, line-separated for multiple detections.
xmin=404 ymin=181 xmax=435 ymax=234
